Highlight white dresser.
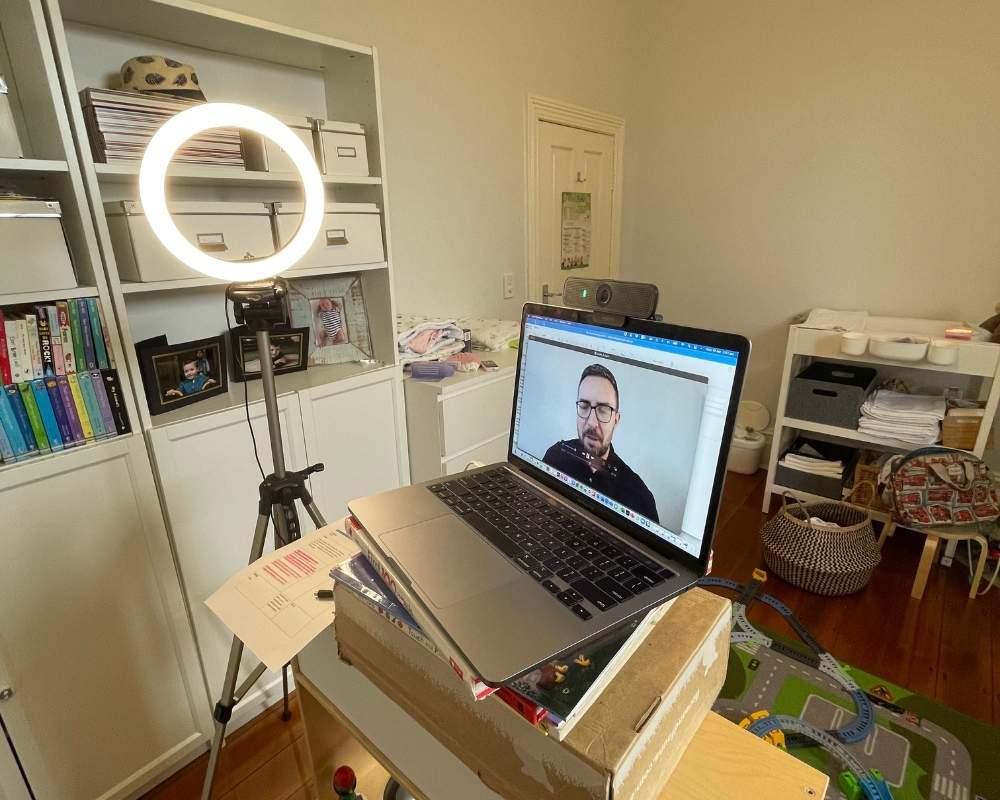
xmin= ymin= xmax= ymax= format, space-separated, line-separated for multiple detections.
xmin=404 ymin=350 xmax=519 ymax=482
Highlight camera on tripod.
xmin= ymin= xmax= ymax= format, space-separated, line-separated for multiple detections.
xmin=227 ymin=278 xmax=290 ymax=329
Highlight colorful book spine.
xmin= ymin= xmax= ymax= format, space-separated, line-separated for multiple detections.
xmin=44 ymin=376 xmax=74 ymax=446
xmin=85 ymin=298 xmax=110 ymax=370
xmin=100 ymin=369 xmax=131 ymax=435
xmin=35 ymin=306 xmax=55 ymax=377
xmin=89 ymin=370 xmax=117 ymax=438
xmin=77 ymin=371 xmax=107 ymax=438
xmin=0 ymin=387 xmax=29 ymax=458
xmin=96 ymin=302 xmax=116 ymax=369
xmin=56 ymin=376 xmax=84 ymax=444
xmin=0 ymin=310 xmax=10 ymax=385
xmin=67 ymin=373 xmax=94 ymax=440
xmin=76 ymin=299 xmax=97 ymax=370
xmin=25 ymin=314 xmax=42 ymax=379
xmin=17 ymin=382 xmax=50 ymax=453
xmin=57 ymin=301 xmax=76 ymax=374
xmin=345 ymin=516 xmax=488 ymax=701
xmin=0 ymin=415 xmax=13 ymax=462
xmin=30 ymin=379 xmax=63 ymax=451
xmin=5 ymin=319 xmax=28 ymax=383
xmin=5 ymin=384 xmax=38 ymax=455
xmin=67 ymin=299 xmax=85 ymax=372
xmin=45 ymin=306 xmax=65 ymax=376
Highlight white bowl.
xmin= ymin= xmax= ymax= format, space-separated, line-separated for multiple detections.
xmin=840 ymin=331 xmax=869 ymax=356
xmin=927 ymin=339 xmax=959 ymax=365
xmin=868 ymin=334 xmax=929 ymax=362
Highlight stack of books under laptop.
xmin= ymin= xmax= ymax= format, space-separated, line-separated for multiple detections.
xmin=80 ymin=88 xmax=245 ymax=166
xmin=336 ymin=516 xmax=669 ymax=738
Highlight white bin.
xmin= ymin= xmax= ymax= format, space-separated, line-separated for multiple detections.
xmin=726 ymin=400 xmax=770 ymax=475
xmin=276 ymin=202 xmax=384 ymax=271
xmin=315 ymin=120 xmax=369 ymax=176
xmin=0 ymin=199 xmax=76 ymax=292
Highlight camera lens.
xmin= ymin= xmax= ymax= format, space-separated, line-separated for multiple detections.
xmin=596 ymin=283 xmax=613 ymax=306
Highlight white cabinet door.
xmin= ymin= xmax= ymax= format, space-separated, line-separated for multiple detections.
xmin=149 ymin=393 xmax=309 ymax=726
xmin=0 ymin=439 xmax=206 ymax=800
xmin=301 ymin=372 xmax=408 ymax=518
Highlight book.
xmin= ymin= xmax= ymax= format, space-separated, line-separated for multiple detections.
xmin=67 ymin=373 xmax=95 ymax=440
xmin=17 ymin=382 xmax=51 ymax=453
xmin=67 ymin=299 xmax=85 ymax=373
xmin=76 ymin=299 xmax=97 ymax=370
xmin=77 ymin=371 xmax=107 ymax=438
xmin=343 ymin=515 xmax=488 ymax=701
xmin=0 ymin=415 xmax=13 ymax=462
xmin=5 ymin=384 xmax=38 ymax=455
xmin=45 ymin=306 xmax=65 ymax=376
xmin=96 ymin=302 xmax=116 ymax=369
xmin=507 ymin=603 xmax=669 ymax=741
xmin=332 ymin=554 xmax=497 ymax=701
xmin=0 ymin=386 xmax=30 ymax=458
xmin=56 ymin=375 xmax=84 ymax=444
xmin=30 ymin=379 xmax=63 ymax=451
xmin=100 ymin=369 xmax=131 ymax=434
xmin=86 ymin=298 xmax=110 ymax=370
xmin=5 ymin=318 xmax=29 ymax=383
xmin=0 ymin=310 xmax=10 ymax=384
xmin=15 ymin=319 xmax=32 ymax=383
xmin=25 ymin=313 xmax=43 ymax=378
xmin=57 ymin=301 xmax=76 ymax=374
xmin=89 ymin=369 xmax=118 ymax=439
xmin=45 ymin=376 xmax=74 ymax=446
xmin=35 ymin=305 xmax=55 ymax=377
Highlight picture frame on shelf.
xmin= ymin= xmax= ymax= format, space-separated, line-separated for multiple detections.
xmin=228 ymin=325 xmax=308 ymax=382
xmin=289 ymin=275 xmax=373 ymax=366
xmin=137 ymin=334 xmax=227 ymax=415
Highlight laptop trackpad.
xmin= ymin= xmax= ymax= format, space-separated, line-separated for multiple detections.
xmin=380 ymin=517 xmax=520 ymax=609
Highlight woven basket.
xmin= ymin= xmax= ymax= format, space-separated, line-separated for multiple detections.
xmin=760 ymin=483 xmax=881 ymax=596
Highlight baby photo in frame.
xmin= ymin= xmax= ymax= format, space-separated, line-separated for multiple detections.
xmin=230 ymin=326 xmax=309 ymax=382
xmin=138 ymin=335 xmax=228 ymax=415
xmin=289 ymin=275 xmax=373 ymax=366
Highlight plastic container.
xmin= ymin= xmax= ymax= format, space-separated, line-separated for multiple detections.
xmin=927 ymin=339 xmax=959 ymax=366
xmin=840 ymin=331 xmax=869 ymax=356
xmin=728 ymin=430 xmax=766 ymax=474
xmin=868 ymin=334 xmax=929 ymax=362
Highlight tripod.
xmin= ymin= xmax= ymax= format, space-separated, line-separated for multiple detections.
xmin=202 ymin=279 xmax=326 ymax=799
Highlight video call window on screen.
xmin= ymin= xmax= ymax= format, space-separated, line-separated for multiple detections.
xmin=512 ymin=315 xmax=738 ymax=558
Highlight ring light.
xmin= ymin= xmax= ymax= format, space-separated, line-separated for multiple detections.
xmin=139 ymin=103 xmax=324 ymax=282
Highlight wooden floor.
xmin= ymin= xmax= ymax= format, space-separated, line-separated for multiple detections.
xmin=143 ymin=469 xmax=1000 ymax=800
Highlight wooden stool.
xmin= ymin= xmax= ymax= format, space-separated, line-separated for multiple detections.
xmin=880 ymin=522 xmax=989 ymax=599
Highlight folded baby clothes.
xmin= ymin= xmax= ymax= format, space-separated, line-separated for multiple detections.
xmin=396 ymin=316 xmax=466 ymax=365
xmin=858 ymin=390 xmax=945 ymax=444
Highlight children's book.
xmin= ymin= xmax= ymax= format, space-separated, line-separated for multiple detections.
xmin=100 ymin=369 xmax=130 ymax=434
xmin=0 ymin=386 xmax=29 ymax=458
xmin=5 ymin=384 xmax=38 ymax=455
xmin=67 ymin=373 xmax=94 ymax=440
xmin=0 ymin=415 xmax=13 ymax=462
xmin=25 ymin=313 xmax=43 ymax=378
xmin=86 ymin=297 xmax=110 ymax=370
xmin=76 ymin=299 xmax=97 ymax=370
xmin=67 ymin=299 xmax=85 ymax=372
xmin=0 ymin=310 xmax=10 ymax=384
xmin=44 ymin=376 xmax=74 ymax=446
xmin=45 ymin=305 xmax=65 ymax=376
xmin=57 ymin=301 xmax=76 ymax=374
xmin=77 ymin=371 xmax=107 ymax=438
xmin=89 ymin=370 xmax=117 ymax=438
xmin=30 ymin=379 xmax=63 ymax=451
xmin=56 ymin=375 xmax=84 ymax=444
xmin=35 ymin=305 xmax=55 ymax=377
xmin=17 ymin=382 xmax=50 ymax=453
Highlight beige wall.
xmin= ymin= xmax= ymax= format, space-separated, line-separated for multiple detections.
xmin=621 ymin=0 xmax=1000 ymax=415
xmin=200 ymin=0 xmax=639 ymax=319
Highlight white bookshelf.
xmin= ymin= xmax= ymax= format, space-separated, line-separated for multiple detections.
xmin=36 ymin=5 xmax=411 ymax=795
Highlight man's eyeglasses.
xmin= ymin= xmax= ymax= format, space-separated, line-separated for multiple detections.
xmin=576 ymin=400 xmax=616 ymax=423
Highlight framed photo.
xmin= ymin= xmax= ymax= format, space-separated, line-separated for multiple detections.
xmin=137 ymin=335 xmax=227 ymax=415
xmin=289 ymin=275 xmax=373 ymax=366
xmin=230 ymin=326 xmax=308 ymax=382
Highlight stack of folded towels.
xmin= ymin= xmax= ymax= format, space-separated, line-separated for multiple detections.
xmin=858 ymin=390 xmax=945 ymax=444
xmin=778 ymin=442 xmax=844 ymax=480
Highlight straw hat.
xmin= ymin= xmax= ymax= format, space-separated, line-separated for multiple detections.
xmin=120 ymin=55 xmax=206 ymax=101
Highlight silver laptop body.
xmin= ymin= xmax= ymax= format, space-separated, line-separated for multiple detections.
xmin=348 ymin=303 xmax=750 ymax=685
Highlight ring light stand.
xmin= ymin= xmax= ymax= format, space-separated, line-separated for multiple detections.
xmin=139 ymin=104 xmax=328 ymax=799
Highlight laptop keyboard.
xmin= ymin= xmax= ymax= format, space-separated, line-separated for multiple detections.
xmin=428 ymin=467 xmax=676 ymax=621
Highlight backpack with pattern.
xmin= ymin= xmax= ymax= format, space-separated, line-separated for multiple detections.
xmin=882 ymin=447 xmax=1000 ymax=527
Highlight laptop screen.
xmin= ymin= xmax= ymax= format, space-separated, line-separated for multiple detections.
xmin=511 ymin=313 xmax=741 ymax=559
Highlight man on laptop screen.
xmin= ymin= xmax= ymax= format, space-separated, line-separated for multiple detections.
xmin=543 ymin=363 xmax=659 ymax=523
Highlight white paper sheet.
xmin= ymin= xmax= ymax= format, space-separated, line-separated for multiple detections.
xmin=205 ymin=523 xmax=359 ymax=671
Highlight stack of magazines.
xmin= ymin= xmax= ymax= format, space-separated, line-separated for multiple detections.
xmin=80 ymin=88 xmax=245 ymax=166
xmin=336 ymin=516 xmax=668 ymax=738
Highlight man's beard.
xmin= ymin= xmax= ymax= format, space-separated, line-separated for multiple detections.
xmin=581 ymin=427 xmax=610 ymax=459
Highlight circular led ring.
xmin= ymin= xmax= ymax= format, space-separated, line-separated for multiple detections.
xmin=139 ymin=103 xmax=325 ymax=282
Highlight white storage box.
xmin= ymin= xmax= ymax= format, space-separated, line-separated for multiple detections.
xmin=240 ymin=114 xmax=316 ymax=174
xmin=0 ymin=75 xmax=23 ymax=157
xmin=276 ymin=202 xmax=384 ymax=271
xmin=104 ymin=201 xmax=274 ymax=282
xmin=0 ymin=199 xmax=76 ymax=292
xmin=315 ymin=119 xmax=369 ymax=176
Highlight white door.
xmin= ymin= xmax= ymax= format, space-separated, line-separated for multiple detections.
xmin=536 ymin=121 xmax=616 ymax=303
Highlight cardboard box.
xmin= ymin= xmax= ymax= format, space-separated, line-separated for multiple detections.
xmin=334 ymin=585 xmax=731 ymax=800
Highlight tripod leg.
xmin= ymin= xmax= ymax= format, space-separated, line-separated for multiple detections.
xmin=281 ymin=664 xmax=292 ymax=721
xmin=301 ymin=495 xmax=327 ymax=529
xmin=202 ymin=511 xmax=271 ymax=800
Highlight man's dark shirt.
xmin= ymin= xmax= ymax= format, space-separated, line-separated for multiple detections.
xmin=542 ymin=439 xmax=659 ymax=523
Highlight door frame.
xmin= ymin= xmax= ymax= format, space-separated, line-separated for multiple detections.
xmin=524 ymin=94 xmax=626 ymax=303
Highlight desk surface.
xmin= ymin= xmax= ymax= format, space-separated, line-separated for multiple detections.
xmin=295 ymin=630 xmax=828 ymax=800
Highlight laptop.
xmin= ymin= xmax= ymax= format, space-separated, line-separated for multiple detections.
xmin=348 ymin=303 xmax=750 ymax=685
